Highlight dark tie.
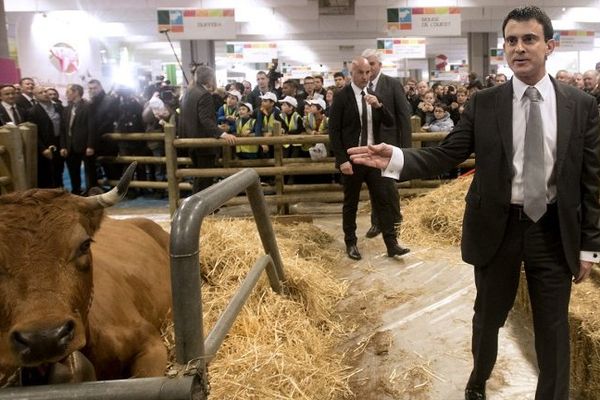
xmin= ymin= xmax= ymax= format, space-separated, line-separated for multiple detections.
xmin=360 ymin=90 xmax=368 ymax=146
xmin=523 ymin=86 xmax=546 ymax=222
xmin=11 ymin=106 xmax=21 ymax=124
xmin=368 ymin=81 xmax=374 ymax=91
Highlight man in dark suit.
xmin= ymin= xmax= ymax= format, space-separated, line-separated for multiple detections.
xmin=349 ymin=7 xmax=600 ymax=400
xmin=60 ymin=84 xmax=95 ymax=195
xmin=361 ymin=48 xmax=413 ymax=240
xmin=14 ymin=77 xmax=36 ymax=118
xmin=28 ymin=86 xmax=63 ymax=188
xmin=329 ymin=56 xmax=410 ymax=261
xmin=179 ymin=65 xmax=236 ymax=193
xmin=0 ymin=85 xmax=23 ymax=125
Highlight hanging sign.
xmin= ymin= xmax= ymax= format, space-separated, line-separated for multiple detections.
xmin=553 ymin=30 xmax=594 ymax=51
xmin=387 ymin=8 xmax=461 ymax=36
xmin=226 ymin=42 xmax=277 ymax=63
xmin=157 ymin=9 xmax=236 ymax=39
xmin=376 ymin=38 xmax=426 ymax=59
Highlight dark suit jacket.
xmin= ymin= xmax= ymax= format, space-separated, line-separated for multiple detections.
xmin=178 ymin=83 xmax=224 ymax=155
xmin=398 ymin=77 xmax=600 ymax=275
xmin=28 ymin=103 xmax=60 ymax=152
xmin=0 ymin=105 xmax=15 ymax=125
xmin=60 ymin=100 xmax=94 ymax=154
xmin=15 ymin=94 xmax=35 ymax=118
xmin=329 ymin=84 xmax=393 ymax=168
xmin=374 ymin=74 xmax=413 ymax=148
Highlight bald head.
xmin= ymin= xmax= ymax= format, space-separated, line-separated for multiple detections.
xmin=351 ymin=57 xmax=371 ymax=89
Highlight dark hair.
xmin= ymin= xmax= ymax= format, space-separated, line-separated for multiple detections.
xmin=68 ymin=84 xmax=84 ymax=97
xmin=432 ymin=82 xmax=442 ymax=91
xmin=333 ymin=72 xmax=344 ymax=79
xmin=19 ymin=77 xmax=33 ymax=85
xmin=256 ymin=71 xmax=267 ymax=78
xmin=502 ymin=6 xmax=553 ymax=41
xmin=313 ymin=75 xmax=324 ymax=84
xmin=304 ymin=76 xmax=314 ymax=82
xmin=283 ymin=80 xmax=298 ymax=90
xmin=433 ymin=102 xmax=449 ymax=112
xmin=88 ymin=79 xmax=103 ymax=87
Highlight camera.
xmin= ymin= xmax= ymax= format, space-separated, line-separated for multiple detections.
xmin=267 ymin=58 xmax=283 ymax=90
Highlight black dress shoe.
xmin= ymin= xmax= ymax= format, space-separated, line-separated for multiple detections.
xmin=465 ymin=388 xmax=486 ymax=400
xmin=346 ymin=244 xmax=361 ymax=260
xmin=387 ymin=244 xmax=410 ymax=257
xmin=365 ymin=225 xmax=381 ymax=238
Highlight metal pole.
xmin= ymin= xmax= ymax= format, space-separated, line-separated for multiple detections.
xmin=0 ymin=376 xmax=201 ymax=400
xmin=246 ymin=180 xmax=287 ymax=286
xmin=204 ymin=255 xmax=279 ymax=361
xmin=164 ymin=124 xmax=179 ymax=215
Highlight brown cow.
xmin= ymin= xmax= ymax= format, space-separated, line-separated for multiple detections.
xmin=0 ymin=164 xmax=171 ymax=386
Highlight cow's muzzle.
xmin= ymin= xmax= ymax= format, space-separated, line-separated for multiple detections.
xmin=11 ymin=320 xmax=75 ymax=365
xmin=84 ymin=162 xmax=137 ymax=209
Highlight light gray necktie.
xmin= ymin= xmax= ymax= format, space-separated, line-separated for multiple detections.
xmin=523 ymin=86 xmax=546 ymax=222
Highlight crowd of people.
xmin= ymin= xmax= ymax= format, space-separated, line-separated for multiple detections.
xmin=2 ymin=50 xmax=600 ymax=197
xmin=0 ymin=76 xmax=178 ymax=195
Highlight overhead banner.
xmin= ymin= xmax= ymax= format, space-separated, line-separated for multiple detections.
xmin=387 ymin=7 xmax=461 ymax=36
xmin=376 ymin=38 xmax=426 ymax=59
xmin=226 ymin=42 xmax=277 ymax=63
xmin=553 ymin=30 xmax=595 ymax=51
xmin=157 ymin=8 xmax=236 ymax=39
xmin=489 ymin=48 xmax=505 ymax=65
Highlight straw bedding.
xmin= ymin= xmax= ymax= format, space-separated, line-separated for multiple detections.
xmin=161 ymin=219 xmax=354 ymax=399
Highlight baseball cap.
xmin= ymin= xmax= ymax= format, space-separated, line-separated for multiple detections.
xmin=227 ymin=90 xmax=242 ymax=101
xmin=259 ymin=92 xmax=278 ymax=102
xmin=308 ymin=97 xmax=326 ymax=110
xmin=239 ymin=102 xmax=253 ymax=112
xmin=278 ymin=96 xmax=298 ymax=108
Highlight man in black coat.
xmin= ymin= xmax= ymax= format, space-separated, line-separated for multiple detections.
xmin=350 ymin=7 xmax=600 ymax=400
xmin=27 ymin=86 xmax=64 ymax=188
xmin=0 ymin=85 xmax=24 ymax=125
xmin=329 ymin=56 xmax=409 ymax=261
xmin=361 ymin=48 xmax=413 ymax=240
xmin=87 ymin=79 xmax=119 ymax=183
xmin=60 ymin=84 xmax=95 ymax=195
xmin=179 ymin=65 xmax=236 ymax=193
xmin=14 ymin=77 xmax=36 ymax=118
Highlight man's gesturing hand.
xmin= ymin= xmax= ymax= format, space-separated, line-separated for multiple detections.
xmin=348 ymin=143 xmax=393 ymax=170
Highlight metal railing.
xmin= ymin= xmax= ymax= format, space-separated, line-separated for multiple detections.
xmin=169 ymin=168 xmax=287 ymax=397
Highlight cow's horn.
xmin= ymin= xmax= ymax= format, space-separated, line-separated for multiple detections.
xmin=84 ymin=162 xmax=137 ymax=209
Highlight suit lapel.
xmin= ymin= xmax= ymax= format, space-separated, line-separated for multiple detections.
xmin=347 ymin=85 xmax=360 ymax=118
xmin=553 ymin=78 xmax=573 ymax=175
xmin=497 ymin=80 xmax=514 ymax=172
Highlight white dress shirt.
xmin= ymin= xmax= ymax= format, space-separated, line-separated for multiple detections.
xmin=350 ymin=81 xmax=374 ymax=146
xmin=382 ymin=73 xmax=597 ymax=263
xmin=1 ymin=101 xmax=21 ymax=124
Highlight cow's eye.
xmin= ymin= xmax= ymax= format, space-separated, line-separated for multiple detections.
xmin=79 ymin=239 xmax=93 ymax=255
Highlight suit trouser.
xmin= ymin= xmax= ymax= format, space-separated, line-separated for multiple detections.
xmin=65 ymin=152 xmax=96 ymax=194
xmin=342 ymin=164 xmax=399 ymax=249
xmin=189 ymin=150 xmax=216 ymax=194
xmin=370 ymin=181 xmax=402 ymax=228
xmin=467 ymin=204 xmax=572 ymax=400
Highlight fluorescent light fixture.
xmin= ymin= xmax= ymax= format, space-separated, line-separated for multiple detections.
xmin=560 ymin=7 xmax=600 ymax=23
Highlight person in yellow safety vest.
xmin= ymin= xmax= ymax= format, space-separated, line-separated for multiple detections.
xmin=277 ymin=95 xmax=305 ymax=158
xmin=234 ymin=102 xmax=259 ymax=159
xmin=254 ymin=92 xmax=281 ymax=158
xmin=217 ymin=90 xmax=241 ymax=133
xmin=303 ymin=97 xmax=328 ymax=151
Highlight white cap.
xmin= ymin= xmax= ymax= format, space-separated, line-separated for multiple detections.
xmin=308 ymin=97 xmax=326 ymax=110
xmin=227 ymin=90 xmax=242 ymax=101
xmin=239 ymin=102 xmax=253 ymax=112
xmin=259 ymin=92 xmax=278 ymax=102
xmin=278 ymin=96 xmax=298 ymax=108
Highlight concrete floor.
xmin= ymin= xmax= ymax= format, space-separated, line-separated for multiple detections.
xmin=108 ymin=200 xmax=540 ymax=400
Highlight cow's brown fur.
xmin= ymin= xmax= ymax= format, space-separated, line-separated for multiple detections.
xmin=0 ymin=189 xmax=171 ymax=383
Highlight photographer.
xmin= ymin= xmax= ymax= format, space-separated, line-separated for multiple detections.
xmin=267 ymin=58 xmax=283 ymax=98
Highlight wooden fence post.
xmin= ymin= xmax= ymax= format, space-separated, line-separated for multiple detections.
xmin=164 ymin=123 xmax=179 ymax=215
xmin=20 ymin=123 xmax=38 ymax=188
xmin=0 ymin=125 xmax=27 ymax=191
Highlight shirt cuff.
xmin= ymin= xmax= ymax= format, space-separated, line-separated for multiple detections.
xmin=381 ymin=146 xmax=403 ymax=179
xmin=219 ymin=132 xmax=227 ymax=138
xmin=580 ymin=250 xmax=600 ymax=263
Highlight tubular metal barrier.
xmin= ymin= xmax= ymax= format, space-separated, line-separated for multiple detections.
xmin=169 ymin=168 xmax=287 ymax=395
